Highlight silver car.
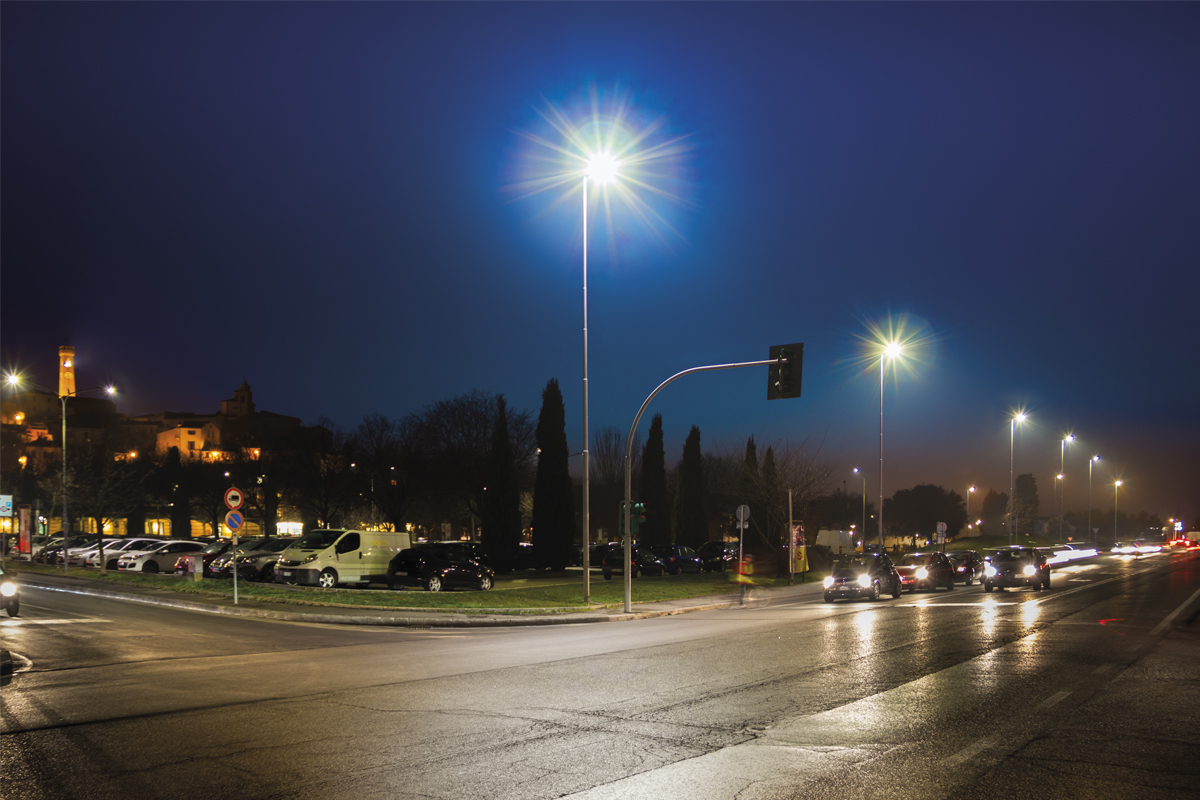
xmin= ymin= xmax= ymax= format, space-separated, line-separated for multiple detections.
xmin=117 ymin=540 xmax=205 ymax=574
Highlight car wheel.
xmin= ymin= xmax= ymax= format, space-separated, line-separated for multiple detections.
xmin=892 ymin=579 xmax=901 ymax=599
xmin=6 ymin=599 xmax=18 ymax=617
xmin=824 ymin=593 xmax=834 ymax=603
xmin=427 ymin=575 xmax=442 ymax=593
xmin=1043 ymin=573 xmax=1050 ymax=590
xmin=946 ymin=575 xmax=955 ymax=591
xmin=478 ymin=575 xmax=493 ymax=591
xmin=259 ymin=565 xmax=274 ymax=583
xmin=870 ymin=582 xmax=881 ymax=601
xmin=964 ymin=574 xmax=972 ymax=586
xmin=143 ymin=561 xmax=159 ymax=574
xmin=317 ymin=569 xmax=338 ymax=589
xmin=631 ymin=567 xmax=640 ymax=579
xmin=984 ymin=581 xmax=994 ymax=593
xmin=106 ymin=559 xmax=119 ymax=571
xmin=603 ymin=570 xmax=612 ymax=581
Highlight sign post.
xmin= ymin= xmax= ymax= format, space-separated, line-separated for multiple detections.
xmin=225 ymin=497 xmax=244 ymax=604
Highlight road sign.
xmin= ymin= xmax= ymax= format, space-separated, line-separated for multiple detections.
xmin=937 ymin=522 xmax=947 ymax=534
xmin=736 ymin=505 xmax=751 ymax=523
xmin=224 ymin=487 xmax=244 ymax=510
xmin=225 ymin=509 xmax=244 ymax=532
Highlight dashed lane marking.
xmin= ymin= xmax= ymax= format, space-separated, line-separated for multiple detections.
xmin=1038 ymin=690 xmax=1071 ymax=709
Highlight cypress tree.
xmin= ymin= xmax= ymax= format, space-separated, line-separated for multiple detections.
xmin=674 ymin=425 xmax=708 ymax=547
xmin=638 ymin=414 xmax=669 ymax=545
xmin=531 ymin=379 xmax=575 ymax=570
xmin=482 ymin=396 xmax=522 ymax=574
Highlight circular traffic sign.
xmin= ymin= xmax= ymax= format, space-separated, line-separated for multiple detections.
xmin=224 ymin=487 xmax=244 ymax=510
xmin=225 ymin=509 xmax=244 ymax=531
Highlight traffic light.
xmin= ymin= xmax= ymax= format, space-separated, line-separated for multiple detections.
xmin=767 ymin=343 xmax=804 ymax=401
xmin=632 ymin=503 xmax=646 ymax=538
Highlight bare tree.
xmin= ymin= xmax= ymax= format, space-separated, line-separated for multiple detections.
xmin=350 ymin=413 xmax=422 ymax=531
xmin=591 ymin=425 xmax=641 ymax=488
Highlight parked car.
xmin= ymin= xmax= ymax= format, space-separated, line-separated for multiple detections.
xmin=416 ymin=540 xmax=490 ymax=566
xmin=648 ymin=545 xmax=703 ymax=575
xmin=601 ymin=546 xmax=665 ymax=580
xmin=895 ymin=552 xmax=957 ymax=593
xmin=823 ymin=552 xmax=902 ymax=602
xmin=93 ymin=538 xmax=168 ymax=570
xmin=947 ymin=550 xmax=984 ymax=584
xmin=0 ymin=567 xmax=18 ymax=617
xmin=36 ymin=534 xmax=102 ymax=565
xmin=983 ymin=547 xmax=1051 ymax=592
xmin=117 ymin=540 xmax=205 ymax=573
xmin=387 ymin=547 xmax=494 ymax=592
xmin=220 ymin=538 xmax=298 ymax=581
xmin=66 ymin=537 xmax=125 ymax=567
xmin=174 ymin=540 xmax=237 ymax=575
xmin=275 ymin=529 xmax=412 ymax=588
xmin=696 ymin=541 xmax=738 ymax=572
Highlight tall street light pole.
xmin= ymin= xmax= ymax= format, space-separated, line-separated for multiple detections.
xmin=5 ymin=374 xmax=115 ymax=572
xmin=580 ymin=152 xmax=617 ymax=603
xmin=1060 ymin=434 xmax=1074 ymax=543
xmin=1009 ymin=412 xmax=1027 ymax=546
xmin=967 ymin=486 xmax=976 ymax=532
xmin=1088 ymin=455 xmax=1100 ymax=545
xmin=878 ymin=343 xmax=902 ymax=553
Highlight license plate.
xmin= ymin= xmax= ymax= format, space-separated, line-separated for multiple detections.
xmin=281 ymin=571 xmax=292 ymax=577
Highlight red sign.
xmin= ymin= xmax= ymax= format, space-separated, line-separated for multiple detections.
xmin=224 ymin=487 xmax=244 ymax=510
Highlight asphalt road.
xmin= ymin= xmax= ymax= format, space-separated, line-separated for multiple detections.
xmin=2 ymin=551 xmax=1198 ymax=800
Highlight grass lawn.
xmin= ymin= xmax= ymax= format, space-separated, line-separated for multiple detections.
xmin=3 ymin=562 xmax=826 ymax=612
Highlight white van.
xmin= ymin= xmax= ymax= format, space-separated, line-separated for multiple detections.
xmin=274 ymin=529 xmax=411 ymax=588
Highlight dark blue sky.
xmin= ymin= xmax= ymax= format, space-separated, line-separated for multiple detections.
xmin=3 ymin=3 xmax=1197 ymax=523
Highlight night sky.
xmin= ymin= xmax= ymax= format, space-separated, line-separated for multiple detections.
xmin=3 ymin=3 xmax=1197 ymax=523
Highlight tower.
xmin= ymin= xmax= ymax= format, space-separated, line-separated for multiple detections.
xmin=59 ymin=345 xmax=76 ymax=398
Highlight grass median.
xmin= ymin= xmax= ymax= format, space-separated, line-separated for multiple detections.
xmin=5 ymin=562 xmax=824 ymax=612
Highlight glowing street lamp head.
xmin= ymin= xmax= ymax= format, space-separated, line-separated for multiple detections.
xmin=1115 ymin=479 xmax=1124 ymax=488
xmin=883 ymin=342 xmax=903 ymax=360
xmin=969 ymin=486 xmax=976 ymax=493
xmin=853 ymin=467 xmax=861 ymax=475
xmin=1092 ymin=455 xmax=1101 ymax=462
xmin=4 ymin=373 xmax=18 ymax=387
xmin=1064 ymin=434 xmax=1075 ymax=443
xmin=105 ymin=385 xmax=116 ymax=397
xmin=585 ymin=151 xmax=619 ymax=184
xmin=1014 ymin=412 xmax=1028 ymax=424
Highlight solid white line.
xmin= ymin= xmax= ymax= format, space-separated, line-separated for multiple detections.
xmin=1093 ymin=664 xmax=1112 ymax=675
xmin=1150 ymin=585 xmax=1200 ymax=635
xmin=0 ymin=618 xmax=113 ymax=625
xmin=1038 ymin=690 xmax=1071 ymax=709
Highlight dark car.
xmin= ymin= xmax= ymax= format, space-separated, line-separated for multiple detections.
xmin=823 ymin=552 xmax=902 ymax=602
xmin=649 ymin=545 xmax=703 ymax=575
xmin=174 ymin=540 xmax=236 ymax=575
xmin=215 ymin=537 xmax=296 ymax=580
xmin=983 ymin=547 xmax=1051 ymax=592
xmin=948 ymin=550 xmax=984 ymax=584
xmin=894 ymin=551 xmax=957 ymax=593
xmin=387 ymin=547 xmax=494 ymax=592
xmin=600 ymin=546 xmax=665 ymax=580
xmin=35 ymin=534 xmax=102 ymax=565
xmin=696 ymin=541 xmax=738 ymax=572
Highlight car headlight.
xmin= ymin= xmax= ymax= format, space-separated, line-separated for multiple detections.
xmin=302 ymin=555 xmax=317 ymax=564
xmin=1023 ymin=565 xmax=1037 ymax=576
xmin=1 ymin=582 xmax=16 ymax=597
xmin=984 ymin=565 xmax=997 ymax=576
xmin=823 ymin=577 xmax=835 ymax=588
xmin=916 ymin=568 xmax=929 ymax=579
xmin=857 ymin=574 xmax=871 ymax=588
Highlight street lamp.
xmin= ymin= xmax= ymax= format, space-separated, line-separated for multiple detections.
xmin=967 ymin=486 xmax=976 ymax=531
xmin=1114 ymin=479 xmax=1123 ymax=542
xmin=877 ymin=342 xmax=903 ymax=553
xmin=1059 ymin=434 xmax=1074 ymax=543
xmin=853 ymin=467 xmax=866 ymax=541
xmin=1009 ymin=412 xmax=1028 ymax=545
xmin=1088 ymin=455 xmax=1100 ymax=545
xmin=4 ymin=373 xmax=116 ymax=572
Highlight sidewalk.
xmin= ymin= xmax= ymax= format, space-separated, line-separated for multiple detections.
xmin=13 ymin=570 xmax=828 ymax=627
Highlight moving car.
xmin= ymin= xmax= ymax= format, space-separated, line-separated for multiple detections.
xmin=601 ymin=546 xmax=665 ymax=580
xmin=387 ymin=547 xmax=494 ymax=592
xmin=0 ymin=567 xmax=18 ymax=617
xmin=982 ymin=547 xmax=1051 ymax=592
xmin=648 ymin=544 xmax=703 ymax=575
xmin=948 ymin=550 xmax=984 ymax=584
xmin=696 ymin=541 xmax=738 ymax=572
xmin=824 ymin=552 xmax=902 ymax=602
xmin=117 ymin=540 xmax=205 ymax=573
xmin=895 ymin=551 xmax=956 ymax=593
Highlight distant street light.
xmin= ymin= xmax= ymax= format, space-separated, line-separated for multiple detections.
xmin=1009 ymin=412 xmax=1028 ymax=545
xmin=4 ymin=373 xmax=116 ymax=572
xmin=1114 ymin=479 xmax=1124 ymax=542
xmin=1059 ymin=434 xmax=1074 ymax=543
xmin=1089 ymin=455 xmax=1100 ymax=545
xmin=967 ymin=486 xmax=976 ymax=532
xmin=853 ymin=467 xmax=866 ymax=541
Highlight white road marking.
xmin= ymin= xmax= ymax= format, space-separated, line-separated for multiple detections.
xmin=0 ymin=617 xmax=113 ymax=625
xmin=1093 ymin=664 xmax=1112 ymax=675
xmin=1038 ymin=690 xmax=1071 ymax=709
xmin=944 ymin=736 xmax=997 ymax=766
xmin=1150 ymin=585 xmax=1200 ymax=635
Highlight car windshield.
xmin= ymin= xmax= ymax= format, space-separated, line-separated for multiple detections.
xmin=987 ymin=550 xmax=1025 ymax=562
xmin=900 ymin=554 xmax=935 ymax=566
xmin=295 ymin=530 xmax=344 ymax=549
xmin=201 ymin=541 xmax=228 ymax=554
xmin=838 ymin=557 xmax=873 ymax=572
xmin=261 ymin=539 xmax=295 ymax=553
xmin=126 ymin=540 xmax=164 ymax=552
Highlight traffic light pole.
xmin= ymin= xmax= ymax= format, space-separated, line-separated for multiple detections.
xmin=621 ymin=355 xmax=785 ymax=613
